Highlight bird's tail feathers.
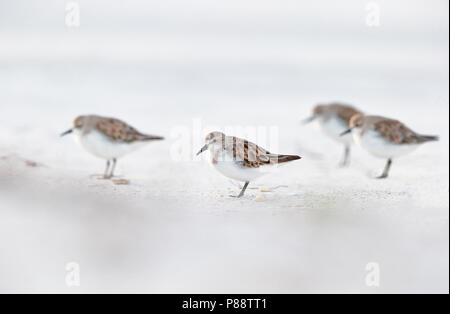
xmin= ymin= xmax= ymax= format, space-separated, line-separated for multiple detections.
xmin=262 ymin=154 xmax=302 ymax=164
xmin=418 ymin=135 xmax=439 ymax=143
xmin=141 ymin=135 xmax=164 ymax=141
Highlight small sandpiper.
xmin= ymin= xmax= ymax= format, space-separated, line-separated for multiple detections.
xmin=61 ymin=115 xmax=164 ymax=178
xmin=341 ymin=114 xmax=439 ymax=179
xmin=304 ymin=103 xmax=362 ymax=166
xmin=197 ymin=132 xmax=301 ymax=198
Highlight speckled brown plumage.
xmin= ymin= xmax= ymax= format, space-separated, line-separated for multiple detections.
xmin=334 ymin=105 xmax=361 ymax=124
xmin=314 ymin=103 xmax=362 ymax=124
xmin=226 ymin=137 xmax=270 ymax=168
xmin=73 ymin=115 xmax=163 ymax=143
xmin=373 ymin=119 xmax=438 ymax=144
xmin=97 ymin=118 xmax=150 ymax=142
xmin=223 ymin=136 xmax=301 ymax=169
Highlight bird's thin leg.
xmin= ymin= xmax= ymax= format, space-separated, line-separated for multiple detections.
xmin=377 ymin=159 xmax=392 ymax=179
xmin=231 ymin=181 xmax=250 ymax=198
xmin=103 ymin=160 xmax=111 ymax=179
xmin=109 ymin=158 xmax=117 ymax=178
xmin=339 ymin=145 xmax=351 ymax=167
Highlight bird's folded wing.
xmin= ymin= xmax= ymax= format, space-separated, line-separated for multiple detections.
xmin=224 ymin=137 xmax=270 ymax=168
xmin=96 ymin=118 xmax=146 ymax=142
xmin=259 ymin=154 xmax=301 ymax=164
xmin=374 ymin=120 xmax=420 ymax=144
xmin=335 ymin=105 xmax=361 ymax=123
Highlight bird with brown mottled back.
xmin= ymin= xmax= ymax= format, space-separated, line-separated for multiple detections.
xmin=305 ymin=102 xmax=363 ymax=167
xmin=61 ymin=115 xmax=164 ymax=179
xmin=344 ymin=114 xmax=438 ymax=179
xmin=197 ymin=132 xmax=301 ymax=198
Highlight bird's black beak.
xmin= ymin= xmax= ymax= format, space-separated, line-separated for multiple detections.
xmin=196 ymin=144 xmax=208 ymax=156
xmin=340 ymin=128 xmax=353 ymax=136
xmin=60 ymin=129 xmax=73 ymax=137
xmin=302 ymin=116 xmax=316 ymax=125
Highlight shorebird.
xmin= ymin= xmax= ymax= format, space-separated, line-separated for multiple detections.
xmin=197 ymin=132 xmax=301 ymax=198
xmin=341 ymin=114 xmax=439 ymax=179
xmin=304 ymin=103 xmax=362 ymax=166
xmin=61 ymin=115 xmax=164 ymax=178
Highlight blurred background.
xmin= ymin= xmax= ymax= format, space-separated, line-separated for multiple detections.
xmin=0 ymin=0 xmax=448 ymax=293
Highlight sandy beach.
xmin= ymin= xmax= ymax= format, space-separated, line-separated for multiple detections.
xmin=0 ymin=0 xmax=448 ymax=293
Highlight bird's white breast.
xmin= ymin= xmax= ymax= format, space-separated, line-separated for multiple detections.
xmin=74 ymin=129 xmax=146 ymax=160
xmin=353 ymin=129 xmax=419 ymax=159
xmin=209 ymin=150 xmax=268 ymax=183
xmin=316 ymin=116 xmax=353 ymax=145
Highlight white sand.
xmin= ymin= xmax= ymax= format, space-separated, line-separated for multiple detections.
xmin=0 ymin=0 xmax=448 ymax=293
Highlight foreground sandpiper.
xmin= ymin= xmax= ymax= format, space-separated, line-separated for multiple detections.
xmin=304 ymin=103 xmax=362 ymax=166
xmin=61 ymin=115 xmax=164 ymax=178
xmin=341 ymin=114 xmax=439 ymax=179
xmin=197 ymin=132 xmax=301 ymax=198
